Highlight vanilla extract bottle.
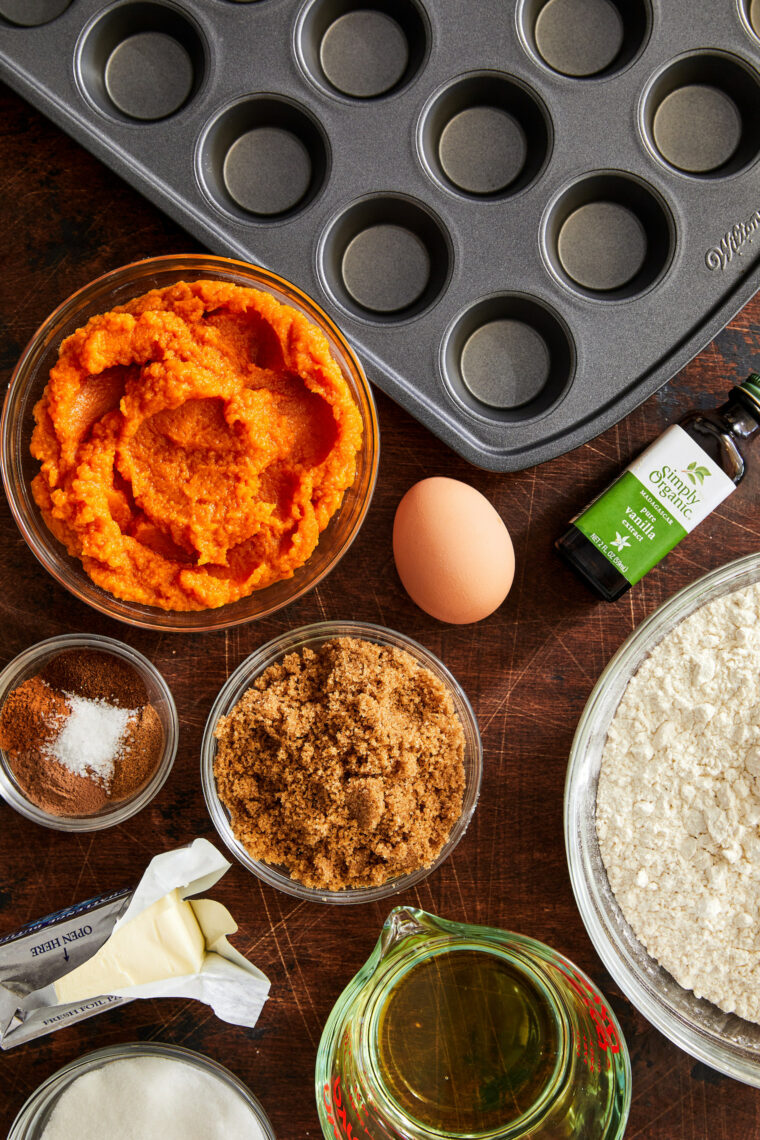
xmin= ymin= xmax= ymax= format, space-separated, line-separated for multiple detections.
xmin=556 ymin=373 xmax=760 ymax=601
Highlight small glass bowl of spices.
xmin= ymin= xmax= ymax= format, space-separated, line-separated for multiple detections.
xmin=0 ymin=633 xmax=177 ymax=831
xmin=201 ymin=621 xmax=482 ymax=904
xmin=8 ymin=1041 xmax=276 ymax=1140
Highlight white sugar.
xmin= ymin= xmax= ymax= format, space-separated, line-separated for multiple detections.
xmin=41 ymin=1055 xmax=268 ymax=1140
xmin=49 ymin=694 xmax=134 ymax=787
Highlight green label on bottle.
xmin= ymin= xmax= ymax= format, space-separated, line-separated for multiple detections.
xmin=573 ymin=425 xmax=736 ymax=585
xmin=574 ymin=471 xmax=688 ymax=583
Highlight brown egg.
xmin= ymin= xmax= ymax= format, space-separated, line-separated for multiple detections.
xmin=392 ymin=477 xmax=515 ymax=624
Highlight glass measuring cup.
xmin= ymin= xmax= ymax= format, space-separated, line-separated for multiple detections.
xmin=316 ymin=908 xmax=631 ymax=1139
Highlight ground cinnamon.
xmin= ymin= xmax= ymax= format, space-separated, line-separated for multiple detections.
xmin=0 ymin=675 xmax=66 ymax=753
xmin=110 ymin=704 xmax=164 ymax=802
xmin=0 ymin=648 xmax=164 ymax=818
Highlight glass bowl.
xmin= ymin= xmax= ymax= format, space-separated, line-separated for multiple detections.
xmin=201 ymin=620 xmax=482 ymax=904
xmin=7 ymin=1041 xmax=276 ymax=1139
xmin=0 ymin=633 xmax=178 ymax=832
xmin=565 ymin=551 xmax=760 ymax=1086
xmin=1 ymin=254 xmax=379 ymax=632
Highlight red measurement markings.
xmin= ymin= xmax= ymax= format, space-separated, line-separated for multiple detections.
xmin=323 ymin=1079 xmax=353 ymax=1140
xmin=323 ymin=1078 xmax=374 ymax=1140
xmin=557 ymin=964 xmax=621 ymax=1071
xmin=576 ymin=1031 xmax=597 ymax=1074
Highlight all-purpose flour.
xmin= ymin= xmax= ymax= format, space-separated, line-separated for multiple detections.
xmin=597 ymin=580 xmax=760 ymax=1022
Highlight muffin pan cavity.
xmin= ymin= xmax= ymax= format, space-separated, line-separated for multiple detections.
xmin=522 ymin=0 xmax=650 ymax=79
xmin=442 ymin=296 xmax=574 ymax=422
xmin=0 ymin=0 xmax=71 ymax=26
xmin=320 ymin=196 xmax=450 ymax=321
xmin=2 ymin=0 xmax=760 ymax=469
xmin=545 ymin=173 xmax=673 ymax=299
xmin=642 ymin=53 xmax=760 ymax=177
xmin=77 ymin=2 xmax=205 ymax=122
xmin=739 ymin=0 xmax=760 ymax=40
xmin=197 ymin=97 xmax=328 ymax=221
xmin=297 ymin=0 xmax=428 ymax=100
xmin=419 ymin=73 xmax=551 ymax=199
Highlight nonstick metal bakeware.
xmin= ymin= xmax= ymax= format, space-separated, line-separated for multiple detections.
xmin=1 ymin=0 xmax=759 ymax=470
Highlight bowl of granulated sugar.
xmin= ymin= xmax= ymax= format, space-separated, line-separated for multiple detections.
xmin=7 ymin=1041 xmax=276 ymax=1140
xmin=0 ymin=633 xmax=177 ymax=831
xmin=566 ymin=550 xmax=760 ymax=1088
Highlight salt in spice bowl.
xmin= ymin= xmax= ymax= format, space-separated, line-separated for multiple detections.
xmin=200 ymin=620 xmax=482 ymax=905
xmin=0 ymin=633 xmax=178 ymax=832
xmin=7 ymin=1041 xmax=277 ymax=1139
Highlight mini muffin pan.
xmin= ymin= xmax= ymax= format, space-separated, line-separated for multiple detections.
xmin=1 ymin=1 xmax=760 ymax=470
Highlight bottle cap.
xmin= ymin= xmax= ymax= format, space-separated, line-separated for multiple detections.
xmin=738 ymin=373 xmax=760 ymax=413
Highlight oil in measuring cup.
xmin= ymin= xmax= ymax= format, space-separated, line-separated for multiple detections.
xmin=378 ymin=948 xmax=561 ymax=1133
xmin=316 ymin=908 xmax=631 ymax=1140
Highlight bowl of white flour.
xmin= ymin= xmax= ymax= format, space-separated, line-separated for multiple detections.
xmin=566 ymin=551 xmax=760 ymax=1086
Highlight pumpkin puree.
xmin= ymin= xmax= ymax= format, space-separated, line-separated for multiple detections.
xmin=31 ymin=280 xmax=363 ymax=610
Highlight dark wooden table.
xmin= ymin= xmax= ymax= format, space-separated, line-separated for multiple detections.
xmin=2 ymin=81 xmax=760 ymax=1139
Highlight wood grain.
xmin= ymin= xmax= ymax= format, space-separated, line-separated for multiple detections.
xmin=1 ymin=80 xmax=760 ymax=1138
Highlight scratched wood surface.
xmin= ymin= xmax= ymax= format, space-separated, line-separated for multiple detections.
xmin=2 ymin=80 xmax=760 ymax=1138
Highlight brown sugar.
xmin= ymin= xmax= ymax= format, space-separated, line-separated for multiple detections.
xmin=213 ymin=637 xmax=467 ymax=891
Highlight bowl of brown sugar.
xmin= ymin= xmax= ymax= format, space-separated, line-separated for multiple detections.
xmin=201 ymin=621 xmax=482 ymax=903
xmin=0 ymin=634 xmax=178 ymax=831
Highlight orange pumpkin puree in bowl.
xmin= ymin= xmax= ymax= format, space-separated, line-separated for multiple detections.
xmin=30 ymin=280 xmax=363 ymax=611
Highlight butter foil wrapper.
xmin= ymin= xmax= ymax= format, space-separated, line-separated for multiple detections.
xmin=0 ymin=887 xmax=133 ymax=1048
xmin=0 ymin=839 xmax=270 ymax=1049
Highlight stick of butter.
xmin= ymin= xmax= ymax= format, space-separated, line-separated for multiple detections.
xmin=54 ymin=888 xmax=206 ymax=1004
xmin=0 ymin=839 xmax=270 ymax=1049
